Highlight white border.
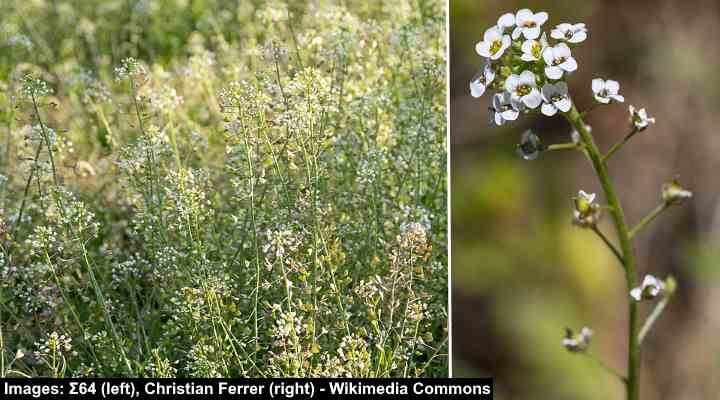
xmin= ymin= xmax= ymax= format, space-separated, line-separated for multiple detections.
xmin=445 ymin=0 xmax=453 ymax=378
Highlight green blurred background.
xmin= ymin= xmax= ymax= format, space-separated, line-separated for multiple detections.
xmin=451 ymin=0 xmax=720 ymax=398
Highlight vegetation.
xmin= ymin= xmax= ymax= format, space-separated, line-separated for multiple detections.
xmin=0 ymin=0 xmax=447 ymax=378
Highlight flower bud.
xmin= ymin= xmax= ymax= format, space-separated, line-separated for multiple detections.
xmin=562 ymin=327 xmax=593 ymax=352
xmin=572 ymin=190 xmax=601 ymax=227
xmin=661 ymin=178 xmax=692 ymax=205
xmin=630 ymin=274 xmax=664 ymax=302
xmin=516 ymin=130 xmax=544 ymax=160
xmin=628 ymin=105 xmax=655 ymax=131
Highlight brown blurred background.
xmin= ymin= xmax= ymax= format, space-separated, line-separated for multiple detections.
xmin=451 ymin=0 xmax=720 ymax=398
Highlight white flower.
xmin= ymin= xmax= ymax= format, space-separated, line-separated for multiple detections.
xmin=541 ymin=82 xmax=572 ymax=116
xmin=563 ymin=327 xmax=593 ymax=353
xmin=505 ymin=70 xmax=542 ymax=109
xmin=490 ymin=92 xmax=520 ymax=126
xmin=630 ymin=275 xmax=665 ymax=302
xmin=578 ymin=190 xmax=596 ymax=204
xmin=629 ymin=105 xmax=655 ymax=131
xmin=470 ymin=63 xmax=495 ymax=98
xmin=497 ymin=12 xmax=516 ymax=31
xmin=542 ymin=43 xmax=578 ymax=79
xmin=551 ymin=23 xmax=588 ymax=43
xmin=592 ymin=79 xmax=624 ymax=104
xmin=662 ymin=179 xmax=693 ymax=205
xmin=476 ymin=26 xmax=511 ymax=60
xmin=520 ymin=32 xmax=549 ymax=62
xmin=512 ymin=8 xmax=548 ymax=40
xmin=573 ymin=190 xmax=600 ymax=227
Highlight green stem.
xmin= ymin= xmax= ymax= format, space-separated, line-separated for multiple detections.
xmin=547 ymin=142 xmax=580 ymax=151
xmin=584 ymin=351 xmax=627 ymax=384
xmin=602 ymin=128 xmax=638 ymax=163
xmin=638 ymin=294 xmax=671 ymax=344
xmin=564 ymin=105 xmax=639 ymax=400
xmin=591 ymin=226 xmax=624 ymax=265
xmin=629 ymin=203 xmax=668 ymax=239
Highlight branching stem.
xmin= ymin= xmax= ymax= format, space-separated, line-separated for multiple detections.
xmin=629 ymin=203 xmax=668 ymax=239
xmin=547 ymin=142 xmax=580 ymax=151
xmin=584 ymin=351 xmax=627 ymax=384
xmin=564 ymin=105 xmax=640 ymax=400
xmin=602 ymin=128 xmax=638 ymax=162
xmin=591 ymin=226 xmax=624 ymax=265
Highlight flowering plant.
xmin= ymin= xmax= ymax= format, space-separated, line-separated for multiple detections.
xmin=471 ymin=8 xmax=691 ymax=400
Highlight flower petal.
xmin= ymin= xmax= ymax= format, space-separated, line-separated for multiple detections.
xmin=519 ymin=70 xmax=536 ymax=86
xmin=561 ymin=57 xmax=578 ymax=72
xmin=605 ymin=80 xmax=620 ymax=93
xmin=494 ymin=112 xmax=505 ymax=126
xmin=534 ymin=11 xmax=548 ymax=25
xmin=591 ymin=78 xmax=604 ymax=93
xmin=515 ymin=8 xmax=533 ymax=23
xmin=498 ymin=12 xmax=515 ymax=29
xmin=523 ymin=90 xmax=542 ymax=109
xmin=505 ymin=74 xmax=520 ymax=91
xmin=545 ymin=66 xmax=563 ymax=80
xmin=542 ymin=47 xmax=555 ymax=65
xmin=511 ymin=27 xmax=522 ymax=40
xmin=569 ymin=30 xmax=587 ymax=43
xmin=475 ymin=41 xmax=491 ymax=57
xmin=541 ymin=102 xmax=557 ymax=116
xmin=554 ymin=43 xmax=571 ymax=58
xmin=470 ymin=80 xmax=486 ymax=98
xmin=524 ymin=26 xmax=541 ymax=39
xmin=594 ymin=94 xmax=610 ymax=104
xmin=484 ymin=26 xmax=501 ymax=41
xmin=556 ymin=97 xmax=572 ymax=112
xmin=502 ymin=108 xmax=519 ymax=121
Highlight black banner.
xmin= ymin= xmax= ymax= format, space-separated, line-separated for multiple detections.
xmin=0 ymin=378 xmax=493 ymax=399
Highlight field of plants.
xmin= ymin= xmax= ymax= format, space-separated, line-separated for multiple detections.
xmin=0 ymin=0 xmax=447 ymax=377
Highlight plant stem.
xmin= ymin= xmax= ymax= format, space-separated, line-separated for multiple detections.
xmin=31 ymin=93 xmax=57 ymax=186
xmin=602 ymin=128 xmax=638 ymax=163
xmin=629 ymin=203 xmax=668 ymax=239
xmin=591 ymin=226 xmax=624 ymax=265
xmin=584 ymin=351 xmax=627 ymax=384
xmin=565 ymin=105 xmax=640 ymax=400
xmin=547 ymin=142 xmax=579 ymax=151
xmin=638 ymin=294 xmax=671 ymax=344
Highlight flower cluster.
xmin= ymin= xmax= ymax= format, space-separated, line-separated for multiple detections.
xmin=471 ymin=9 xmax=637 ymax=129
xmin=471 ymin=8 xmax=583 ymax=123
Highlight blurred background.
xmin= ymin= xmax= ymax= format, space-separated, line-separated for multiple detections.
xmin=451 ymin=0 xmax=720 ymax=398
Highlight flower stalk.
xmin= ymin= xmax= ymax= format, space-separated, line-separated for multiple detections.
xmin=602 ymin=128 xmax=638 ymax=162
xmin=638 ymin=277 xmax=676 ymax=343
xmin=565 ymin=104 xmax=640 ymax=400
xmin=629 ymin=203 xmax=668 ymax=239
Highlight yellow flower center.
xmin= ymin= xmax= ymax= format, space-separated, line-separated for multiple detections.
xmin=553 ymin=57 xmax=566 ymax=66
xmin=490 ymin=40 xmax=502 ymax=55
xmin=517 ymin=84 xmax=531 ymax=96
xmin=531 ymin=42 xmax=542 ymax=58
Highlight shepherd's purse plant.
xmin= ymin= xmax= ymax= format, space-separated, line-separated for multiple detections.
xmin=470 ymin=8 xmax=691 ymax=400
